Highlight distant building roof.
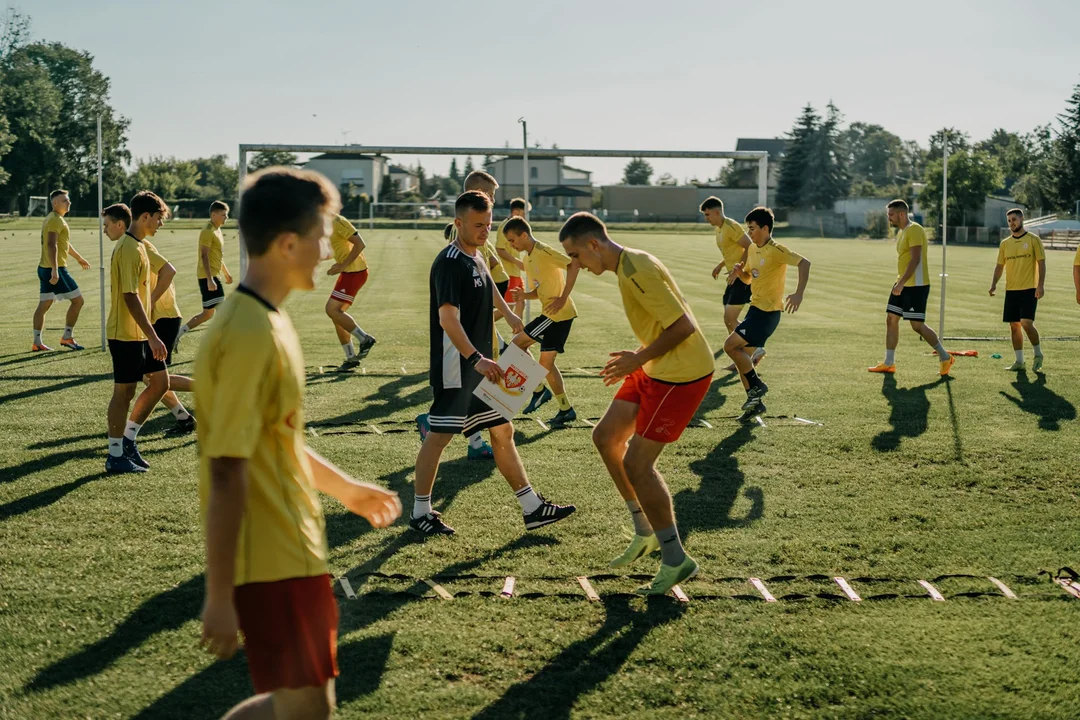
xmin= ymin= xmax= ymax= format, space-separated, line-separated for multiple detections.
xmin=389 ymin=165 xmax=415 ymax=174
xmin=307 ymin=153 xmax=383 ymax=161
xmin=534 ymin=185 xmax=592 ymax=197
xmin=735 ymin=138 xmax=788 ymax=161
xmin=561 ymin=163 xmax=592 ymax=175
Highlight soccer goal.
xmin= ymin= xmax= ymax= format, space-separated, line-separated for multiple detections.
xmin=27 ymin=195 xmax=49 ymax=216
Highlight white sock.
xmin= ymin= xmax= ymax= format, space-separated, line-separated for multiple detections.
xmin=170 ymin=405 xmax=191 ymax=421
xmin=33 ymin=329 xmax=42 ymax=344
xmin=108 ymin=437 xmax=123 ymax=457
xmin=884 ymin=348 xmax=896 ymax=365
xmin=1033 ymin=344 xmax=1043 ymax=358
xmin=123 ymin=421 xmax=142 ymax=441
xmin=63 ymin=326 xmax=74 ymax=340
xmin=1015 ymin=349 xmax=1024 ymax=363
xmin=515 ymin=485 xmax=543 ymax=514
xmin=627 ymin=499 xmax=654 ymax=536
xmin=412 ymin=493 xmax=432 ymax=519
xmin=350 ymin=326 xmax=368 ymax=342
xmin=343 ymin=342 xmax=355 ymax=359
xmin=934 ymin=343 xmax=950 ymax=362
xmin=468 ymin=432 xmax=484 ymax=449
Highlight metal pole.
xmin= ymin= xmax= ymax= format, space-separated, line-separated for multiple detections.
xmin=237 ymin=146 xmax=248 ymax=278
xmin=757 ymin=154 xmax=768 ymax=207
xmin=939 ymin=136 xmax=949 ymax=335
xmin=519 ymin=118 xmax=531 ymax=324
xmin=97 ymin=115 xmax=106 ymax=351
xmin=369 ymin=197 xmax=374 ymax=230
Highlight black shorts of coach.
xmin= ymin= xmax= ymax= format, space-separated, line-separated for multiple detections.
xmin=1003 ymin=288 xmax=1038 ymax=323
xmin=886 ymin=285 xmax=930 ymax=322
xmin=152 ymin=317 xmax=182 ymax=366
xmin=198 ymin=277 xmax=226 ymax=309
xmin=428 ymin=377 xmax=509 ymax=437
xmin=524 ymin=315 xmax=574 ymax=353
xmin=734 ymin=306 xmax=781 ymax=348
xmin=108 ymin=340 xmax=166 ymax=384
xmin=723 ymin=278 xmax=752 ymax=306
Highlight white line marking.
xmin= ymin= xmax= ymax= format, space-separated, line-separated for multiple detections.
xmin=368 ymin=424 xmax=383 ymax=435
xmin=794 ymin=417 xmax=824 ymax=426
xmin=918 ymin=579 xmax=945 ymax=601
xmin=833 ymin=577 xmax=862 ymax=601
xmin=749 ymin=577 xmax=776 ymax=602
xmin=338 ymin=577 xmax=356 ymax=599
xmin=582 ymin=418 xmax=596 ymax=427
xmin=533 ymin=417 xmax=549 ymax=431
xmin=697 ymin=419 xmax=713 ymax=429
xmin=987 ymin=576 xmax=1017 ymax=599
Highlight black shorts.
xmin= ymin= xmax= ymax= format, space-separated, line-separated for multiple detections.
xmin=496 ymin=280 xmax=509 ymax=298
xmin=886 ymin=285 xmax=930 ymax=322
xmin=199 ymin=277 xmax=226 ymax=309
xmin=734 ymin=306 xmax=781 ymax=348
xmin=1003 ymin=289 xmax=1038 ymax=323
xmin=153 ymin=317 xmax=182 ymax=366
xmin=524 ymin=315 xmax=574 ymax=353
xmin=723 ymin=279 xmax=752 ymax=306
xmin=428 ymin=387 xmax=508 ymax=437
xmin=108 ymin=339 xmax=166 ymax=384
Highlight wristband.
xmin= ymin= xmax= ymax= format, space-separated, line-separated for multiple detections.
xmin=467 ymin=352 xmax=482 ymax=367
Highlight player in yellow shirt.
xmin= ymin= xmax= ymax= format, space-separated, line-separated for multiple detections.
xmin=989 ymin=208 xmax=1046 ymax=371
xmin=325 ymin=213 xmax=376 ymax=370
xmin=724 ymin=207 xmax=812 ymax=421
xmin=1072 ymin=243 xmax=1080 ymax=306
xmin=197 ymin=167 xmax=401 ymax=719
xmin=504 ymin=217 xmax=581 ymax=427
xmin=700 ymin=196 xmax=755 ymax=369
xmin=33 ymin=189 xmax=92 ymax=351
xmin=104 ymin=192 xmax=172 ymax=474
xmin=176 ymin=201 xmax=234 ymax=348
xmin=869 ymin=199 xmax=954 ymax=376
xmin=496 ymin=198 xmax=529 ymax=320
xmin=559 ymin=212 xmax=713 ymax=595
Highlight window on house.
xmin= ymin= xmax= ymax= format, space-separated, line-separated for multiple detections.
xmin=530 ymin=167 xmax=538 ymax=180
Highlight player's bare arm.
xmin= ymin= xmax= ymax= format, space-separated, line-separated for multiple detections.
xmin=200 ymin=456 xmax=247 ymax=660
xmin=123 ymin=292 xmax=166 ymax=360
xmin=785 ymin=259 xmax=812 ymax=313
xmin=306 ymin=448 xmax=401 ymax=527
xmin=150 ymin=263 xmax=177 ymax=305
xmin=600 ymin=314 xmax=695 ymax=386
xmin=438 ymin=303 xmax=502 ymax=383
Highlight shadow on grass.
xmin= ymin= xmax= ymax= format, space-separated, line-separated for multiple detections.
xmin=472 ymin=596 xmax=685 ymax=720
xmin=871 ymin=374 xmax=947 ymax=452
xmin=0 ymin=437 xmax=189 ymax=485
xmin=311 ymin=370 xmax=430 ymax=429
xmin=681 ymin=425 xmax=762 ymax=541
xmin=0 ymin=372 xmax=111 ymax=405
xmin=1000 ymin=371 xmax=1076 ymax=431
xmin=0 ymin=471 xmax=108 ymax=521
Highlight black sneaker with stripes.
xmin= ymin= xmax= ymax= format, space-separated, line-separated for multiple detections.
xmin=409 ymin=511 xmax=455 ymax=536
xmin=523 ymin=495 xmax=577 ymax=531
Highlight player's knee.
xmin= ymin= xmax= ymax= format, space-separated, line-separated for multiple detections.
xmin=273 ymin=686 xmax=333 ymax=720
xmin=204 ymin=307 xmax=216 ymax=319
xmin=623 ymin=446 xmax=653 ymax=480
xmin=1021 ymin=319 xmax=1035 ymax=329
xmin=70 ymin=295 xmax=84 ymax=309
xmin=909 ymin=321 xmax=924 ymax=333
xmin=592 ymin=424 xmax=615 ymax=451
xmin=114 ymin=384 xmax=137 ymax=403
xmin=723 ymin=335 xmax=741 ymax=354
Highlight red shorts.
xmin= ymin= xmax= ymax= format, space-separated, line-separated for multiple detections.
xmin=614 ymin=369 xmax=712 ymax=443
xmin=505 ymin=276 xmax=524 ymax=302
xmin=234 ymin=574 xmax=339 ymax=694
xmin=330 ymin=269 xmax=368 ymax=304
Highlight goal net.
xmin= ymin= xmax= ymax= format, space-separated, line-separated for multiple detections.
xmin=27 ymin=196 xmax=49 ymax=216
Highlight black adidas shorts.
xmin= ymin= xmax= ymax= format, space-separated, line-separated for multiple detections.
xmin=524 ymin=315 xmax=574 ymax=353
xmin=1003 ymin=288 xmax=1037 ymax=323
xmin=199 ymin=277 xmax=226 ymax=309
xmin=152 ymin=317 xmax=181 ymax=367
xmin=723 ymin=278 xmax=752 ymax=306
xmin=734 ymin=306 xmax=781 ymax=348
xmin=428 ymin=387 xmax=508 ymax=437
xmin=886 ymin=285 xmax=930 ymax=322
xmin=108 ymin=339 xmax=166 ymax=384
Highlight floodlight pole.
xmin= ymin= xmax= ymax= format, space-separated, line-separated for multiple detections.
xmin=939 ymin=135 xmax=949 ymax=336
xmin=237 ymin=145 xmax=248 ymax=278
xmin=97 ymin=115 xmax=106 ymax=351
xmin=519 ymin=118 xmax=529 ymax=220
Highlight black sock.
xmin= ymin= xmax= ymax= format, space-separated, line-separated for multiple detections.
xmin=744 ymin=369 xmax=761 ymax=388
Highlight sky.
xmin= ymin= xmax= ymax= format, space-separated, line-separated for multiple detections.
xmin=22 ymin=0 xmax=1080 ymax=186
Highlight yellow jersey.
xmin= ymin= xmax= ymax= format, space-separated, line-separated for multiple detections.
xmin=329 ymin=214 xmax=368 ymax=273
xmin=480 ymin=240 xmax=509 ymax=284
xmin=748 ymin=239 xmax=805 ymax=313
xmin=197 ymin=222 xmax=225 ymax=279
xmin=715 ymin=217 xmax=748 ymax=273
xmin=617 ymin=248 xmax=714 ymax=383
xmin=143 ymin=239 xmax=180 ymax=321
xmin=996 ymin=232 xmax=1045 ymax=291
xmin=1073 ymin=244 xmax=1080 ymax=267
xmin=107 ymin=234 xmax=152 ymax=342
xmin=195 ymin=288 xmax=328 ymax=586
xmin=896 ymin=222 xmax=930 ymax=287
xmin=40 ymin=212 xmax=70 ymax=268
xmin=523 ymin=239 xmax=578 ymax=322
xmin=496 ymin=218 xmax=523 ymax=278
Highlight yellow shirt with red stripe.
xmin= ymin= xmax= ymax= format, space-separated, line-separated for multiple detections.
xmin=197 ymin=222 xmax=225 ymax=279
xmin=747 ymin=239 xmax=805 ymax=313
xmin=143 ymin=239 xmax=181 ymax=322
xmin=40 ymin=212 xmax=71 ymax=268
xmin=996 ymin=232 xmax=1045 ymax=290
xmin=195 ymin=288 xmax=328 ymax=586
xmin=107 ymin=234 xmax=152 ymax=341
xmin=330 ymin=214 xmax=368 ymax=273
xmin=523 ymin=239 xmax=578 ymax=322
xmin=896 ymin=222 xmax=930 ymax=287
xmin=715 ymin=217 xmax=748 ymax=273
xmin=617 ymin=248 xmax=714 ymax=383
xmin=496 ymin=218 xmax=523 ymax=278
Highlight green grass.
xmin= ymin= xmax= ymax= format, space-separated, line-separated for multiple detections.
xmin=1 ymin=224 xmax=1079 ymax=719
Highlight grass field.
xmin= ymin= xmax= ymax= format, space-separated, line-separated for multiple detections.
xmin=1 ymin=219 xmax=1079 ymax=719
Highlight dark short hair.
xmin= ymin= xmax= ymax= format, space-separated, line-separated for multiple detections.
xmin=102 ymin=203 xmax=132 ymax=227
xmin=744 ymin=206 xmax=775 ymax=231
xmin=699 ymin=196 xmax=723 ymax=212
xmin=463 ymin=170 xmax=498 ymax=193
xmin=558 ymin=212 xmax=609 ymax=244
xmin=503 ymin=217 xmax=532 ymax=237
xmin=886 ymin=199 xmax=909 ymax=212
xmin=509 ymin=197 xmax=527 ymax=212
xmin=209 ymin=200 xmax=230 ymax=214
xmin=130 ymin=191 xmax=170 ymax=221
xmin=239 ymin=168 xmax=340 ymax=257
xmin=443 ymin=222 xmax=454 ymax=241
xmin=1006 ymin=208 xmax=1024 ymax=218
xmin=455 ymin=190 xmax=493 ymax=217
xmin=49 ymin=189 xmax=69 ymax=201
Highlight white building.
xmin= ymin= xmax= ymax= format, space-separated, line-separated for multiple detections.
xmin=388 ymin=165 xmax=420 ymax=194
xmin=487 ymin=157 xmax=593 ymax=210
xmin=303 ymin=152 xmax=387 ymax=199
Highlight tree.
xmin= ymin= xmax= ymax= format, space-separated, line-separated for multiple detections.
xmin=0 ymin=7 xmax=30 ymax=187
xmin=927 ymin=128 xmax=970 ymax=164
xmin=1049 ymin=81 xmax=1080 ymax=211
xmin=1012 ymin=124 xmax=1056 ymax=212
xmin=919 ymin=149 xmax=1003 ymax=226
xmin=977 ymin=129 xmax=1030 ymax=193
xmin=481 ymin=155 xmax=493 ymax=172
xmin=125 ymin=156 xmax=202 ymax=200
xmin=438 ymin=175 xmax=461 ymax=198
xmin=463 ymin=156 xmax=474 ymax=177
xmin=192 ymin=154 xmax=238 ymax=200
xmin=248 ymin=150 xmax=297 ymax=172
xmin=802 ymin=101 xmax=850 ymax=207
xmin=777 ymin=103 xmax=819 ymax=208
xmin=415 ymin=161 xmax=429 ymax=197
xmin=449 ymin=158 xmax=460 ymax=183
xmin=842 ymin=122 xmax=904 ymax=188
xmin=622 ymin=157 xmax=652 ymax=185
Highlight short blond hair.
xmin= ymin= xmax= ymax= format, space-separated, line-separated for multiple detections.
xmin=463 ymin=170 xmax=498 ymax=194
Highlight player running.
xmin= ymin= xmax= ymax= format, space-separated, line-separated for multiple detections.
xmin=325 ymin=213 xmax=376 ymax=370
xmin=33 ymin=189 xmax=91 ymax=351
xmin=176 ymin=201 xmax=234 ymax=348
xmin=700 ymin=195 xmax=756 ymax=370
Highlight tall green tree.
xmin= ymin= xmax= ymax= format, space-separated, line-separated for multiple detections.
xmin=125 ymin=156 xmax=202 ymax=200
xmin=843 ymin=122 xmax=904 ymax=187
xmin=927 ymin=128 xmax=970 ymax=164
xmin=919 ymin=149 xmax=1003 ymax=226
xmin=248 ymin=150 xmax=297 ymax=172
xmin=1049 ymin=81 xmax=1080 ymax=211
xmin=622 ymin=157 xmax=652 ymax=185
xmin=977 ymin=129 xmax=1030 ymax=193
xmin=0 ymin=7 xmax=30 ymax=188
xmin=448 ymin=158 xmax=460 ymax=183
xmin=463 ymin=156 xmax=474 ymax=177
xmin=802 ymin=101 xmax=850 ymax=207
xmin=1011 ymin=124 xmax=1056 ymax=212
xmin=777 ymin=103 xmax=819 ymax=207
xmin=193 ymin=154 xmax=238 ymax=200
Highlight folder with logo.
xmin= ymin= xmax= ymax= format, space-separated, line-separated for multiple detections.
xmin=473 ymin=344 xmax=547 ymax=421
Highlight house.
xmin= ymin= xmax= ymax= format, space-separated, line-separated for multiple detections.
xmin=303 ymin=152 xmax=387 ymax=199
xmin=487 ymin=157 xmax=593 ymax=211
xmin=388 ymin=164 xmax=420 ymax=194
xmin=603 ymin=185 xmax=777 ymax=222
xmin=730 ymin=138 xmax=787 ymax=189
